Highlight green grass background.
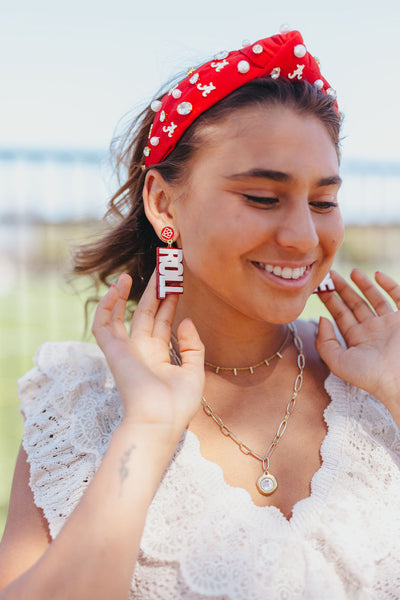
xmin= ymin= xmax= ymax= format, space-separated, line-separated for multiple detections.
xmin=1 ymin=223 xmax=399 ymax=538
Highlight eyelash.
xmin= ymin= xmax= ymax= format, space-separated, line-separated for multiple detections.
xmin=310 ymin=201 xmax=338 ymax=211
xmin=243 ymin=195 xmax=338 ymax=211
xmin=243 ymin=195 xmax=278 ymax=205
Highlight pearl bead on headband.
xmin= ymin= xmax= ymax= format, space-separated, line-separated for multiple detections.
xmin=144 ymin=29 xmax=338 ymax=167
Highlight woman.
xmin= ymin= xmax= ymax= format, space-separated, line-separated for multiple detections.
xmin=0 ymin=29 xmax=399 ymax=599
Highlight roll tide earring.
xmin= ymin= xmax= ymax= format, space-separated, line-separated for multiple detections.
xmin=314 ymin=271 xmax=335 ymax=293
xmin=156 ymin=226 xmax=184 ymax=299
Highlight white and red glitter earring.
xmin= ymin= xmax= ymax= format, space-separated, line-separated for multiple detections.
xmin=156 ymin=226 xmax=184 ymax=299
xmin=314 ymin=272 xmax=335 ymax=293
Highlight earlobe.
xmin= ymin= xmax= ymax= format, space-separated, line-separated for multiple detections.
xmin=142 ymin=170 xmax=178 ymax=240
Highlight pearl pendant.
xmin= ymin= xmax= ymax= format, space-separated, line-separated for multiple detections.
xmin=256 ymin=472 xmax=277 ymax=496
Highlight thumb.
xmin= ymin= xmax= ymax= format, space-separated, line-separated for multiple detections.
xmin=176 ymin=318 xmax=205 ymax=376
xmin=315 ymin=316 xmax=343 ymax=370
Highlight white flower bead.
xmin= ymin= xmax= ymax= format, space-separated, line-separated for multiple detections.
xmin=252 ymin=44 xmax=263 ymax=54
xmin=237 ymin=60 xmax=250 ymax=74
xmin=294 ymin=44 xmax=306 ymax=58
xmin=172 ymin=89 xmax=182 ymax=99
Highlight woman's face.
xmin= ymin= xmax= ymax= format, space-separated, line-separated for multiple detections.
xmin=173 ymin=104 xmax=344 ymax=325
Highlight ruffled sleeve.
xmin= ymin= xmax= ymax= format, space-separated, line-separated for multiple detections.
xmin=18 ymin=341 xmax=123 ymax=539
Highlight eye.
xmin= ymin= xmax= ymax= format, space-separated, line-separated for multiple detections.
xmin=310 ymin=200 xmax=338 ymax=212
xmin=243 ymin=194 xmax=279 ymax=206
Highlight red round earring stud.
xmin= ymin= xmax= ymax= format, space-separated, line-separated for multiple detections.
xmin=161 ymin=226 xmax=175 ymax=244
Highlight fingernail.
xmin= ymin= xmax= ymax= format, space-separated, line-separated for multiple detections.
xmin=110 ymin=285 xmax=116 ymax=288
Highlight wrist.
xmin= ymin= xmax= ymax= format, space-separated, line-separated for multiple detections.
xmin=374 ymin=389 xmax=400 ymax=429
xmin=115 ymin=419 xmax=182 ymax=458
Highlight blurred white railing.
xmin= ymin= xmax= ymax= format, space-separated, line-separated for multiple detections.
xmin=1 ymin=149 xmax=399 ymax=224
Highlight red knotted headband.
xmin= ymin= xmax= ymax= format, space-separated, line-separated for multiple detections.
xmin=144 ymin=29 xmax=337 ymax=167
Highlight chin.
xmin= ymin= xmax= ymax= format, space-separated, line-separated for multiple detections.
xmin=253 ymin=289 xmax=310 ymax=324
xmin=249 ymin=300 xmax=308 ymax=325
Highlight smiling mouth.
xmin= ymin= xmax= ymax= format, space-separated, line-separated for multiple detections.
xmin=252 ymin=262 xmax=311 ymax=280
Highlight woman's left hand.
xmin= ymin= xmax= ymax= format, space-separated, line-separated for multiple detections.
xmin=316 ymin=269 xmax=400 ymax=419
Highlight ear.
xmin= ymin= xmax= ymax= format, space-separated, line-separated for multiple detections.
xmin=142 ymin=170 xmax=178 ymax=240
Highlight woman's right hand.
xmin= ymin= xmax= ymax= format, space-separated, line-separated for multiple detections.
xmin=92 ymin=271 xmax=205 ymax=445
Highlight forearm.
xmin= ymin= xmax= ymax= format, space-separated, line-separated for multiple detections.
xmin=0 ymin=422 xmax=175 ymax=600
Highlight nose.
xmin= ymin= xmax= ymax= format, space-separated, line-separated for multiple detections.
xmin=275 ymin=199 xmax=319 ymax=253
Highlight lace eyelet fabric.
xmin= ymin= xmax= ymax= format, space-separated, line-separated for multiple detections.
xmin=19 ymin=339 xmax=400 ymax=599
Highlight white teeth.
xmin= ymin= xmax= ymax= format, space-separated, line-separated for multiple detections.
xmin=257 ymin=263 xmax=308 ymax=280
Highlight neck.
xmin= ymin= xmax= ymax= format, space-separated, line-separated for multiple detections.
xmin=173 ymin=281 xmax=290 ymax=369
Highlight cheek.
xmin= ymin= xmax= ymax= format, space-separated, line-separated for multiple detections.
xmin=332 ymin=217 xmax=345 ymax=250
xmin=319 ymin=213 xmax=345 ymax=255
xmin=181 ymin=200 xmax=246 ymax=249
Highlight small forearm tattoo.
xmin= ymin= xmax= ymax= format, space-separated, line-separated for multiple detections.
xmin=119 ymin=444 xmax=136 ymax=492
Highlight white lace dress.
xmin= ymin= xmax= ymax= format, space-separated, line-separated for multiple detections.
xmin=19 ymin=340 xmax=400 ymax=600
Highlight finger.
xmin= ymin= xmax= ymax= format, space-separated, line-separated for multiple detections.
xmin=375 ymin=271 xmax=400 ymax=309
xmin=152 ymin=293 xmax=180 ymax=343
xmin=330 ymin=270 xmax=375 ymax=322
xmin=315 ymin=316 xmax=345 ymax=372
xmin=176 ymin=318 xmax=205 ymax=376
xmin=110 ymin=273 xmax=133 ymax=324
xmin=350 ymin=269 xmax=393 ymax=316
xmin=92 ymin=285 xmax=120 ymax=346
xmin=130 ymin=270 xmax=160 ymax=337
xmin=318 ymin=281 xmax=359 ymax=336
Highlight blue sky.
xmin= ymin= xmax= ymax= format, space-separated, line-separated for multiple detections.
xmin=2 ymin=0 xmax=400 ymax=161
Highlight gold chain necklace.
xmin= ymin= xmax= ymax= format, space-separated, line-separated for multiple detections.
xmin=169 ymin=322 xmax=305 ymax=496
xmin=171 ymin=327 xmax=290 ymax=375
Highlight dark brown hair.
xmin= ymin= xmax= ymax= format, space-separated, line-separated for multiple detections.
xmin=73 ymin=78 xmax=341 ymax=302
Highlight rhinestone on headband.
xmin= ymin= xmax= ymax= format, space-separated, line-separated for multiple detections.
xmin=177 ymin=102 xmax=193 ymax=115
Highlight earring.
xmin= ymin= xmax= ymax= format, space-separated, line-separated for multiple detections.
xmin=156 ymin=226 xmax=184 ymax=299
xmin=314 ymin=271 xmax=335 ymax=293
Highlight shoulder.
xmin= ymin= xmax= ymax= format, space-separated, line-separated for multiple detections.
xmin=18 ymin=341 xmax=123 ymax=538
xmin=19 ymin=340 xmax=117 ymax=421
xmin=19 ymin=340 xmax=107 ymax=390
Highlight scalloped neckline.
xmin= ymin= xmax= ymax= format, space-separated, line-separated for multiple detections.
xmin=183 ymin=371 xmax=349 ymax=528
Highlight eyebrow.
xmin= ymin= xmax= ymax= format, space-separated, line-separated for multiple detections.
xmin=225 ymin=168 xmax=342 ymax=188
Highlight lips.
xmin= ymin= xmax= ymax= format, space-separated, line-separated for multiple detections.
xmin=252 ymin=262 xmax=310 ymax=280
